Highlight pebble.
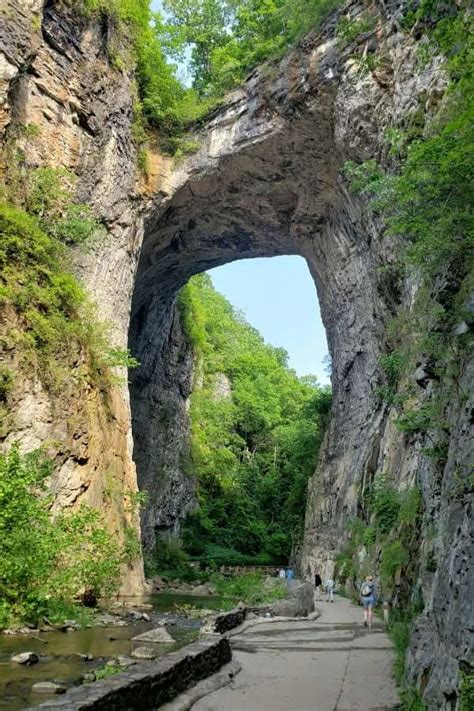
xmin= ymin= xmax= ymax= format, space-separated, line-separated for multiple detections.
xmin=11 ymin=652 xmax=39 ymax=665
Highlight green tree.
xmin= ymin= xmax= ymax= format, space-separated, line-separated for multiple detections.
xmin=174 ymin=274 xmax=331 ymax=565
xmin=0 ymin=446 xmax=122 ymax=627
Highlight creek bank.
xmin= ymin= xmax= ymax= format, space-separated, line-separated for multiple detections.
xmin=0 ymin=593 xmax=222 ymax=711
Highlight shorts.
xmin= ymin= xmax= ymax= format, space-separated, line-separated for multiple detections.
xmin=362 ymin=596 xmax=375 ymax=608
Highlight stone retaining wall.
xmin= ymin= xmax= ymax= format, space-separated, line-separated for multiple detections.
xmin=28 ymin=638 xmax=231 ymax=711
xmin=213 ymin=607 xmax=247 ymax=633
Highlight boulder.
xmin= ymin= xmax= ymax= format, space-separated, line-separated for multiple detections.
xmin=11 ymin=652 xmax=39 ymax=665
xmin=116 ymin=655 xmax=137 ymax=668
xmin=132 ymin=627 xmax=175 ymax=644
xmin=131 ymin=646 xmax=157 ymax=660
xmin=32 ymin=681 xmax=66 ymax=694
xmin=271 ymin=582 xmax=314 ymax=617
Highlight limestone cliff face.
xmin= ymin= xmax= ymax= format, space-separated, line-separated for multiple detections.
xmin=0 ymin=0 xmax=144 ymax=594
xmin=1 ymin=1 xmax=472 ymax=705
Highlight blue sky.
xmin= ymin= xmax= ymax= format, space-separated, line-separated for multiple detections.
xmin=208 ymin=258 xmax=329 ymax=384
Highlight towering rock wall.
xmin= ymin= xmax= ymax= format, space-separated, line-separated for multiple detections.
xmin=0 ymin=0 xmax=145 ymax=593
xmin=1 ymin=1 xmax=471 ymax=705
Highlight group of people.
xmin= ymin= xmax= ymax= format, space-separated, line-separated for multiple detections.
xmin=314 ymin=572 xmax=377 ymax=627
xmin=314 ymin=573 xmax=336 ymax=602
xmin=278 ymin=567 xmax=294 ymax=580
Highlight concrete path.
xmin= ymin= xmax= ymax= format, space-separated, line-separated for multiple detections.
xmin=192 ymin=596 xmax=399 ymax=711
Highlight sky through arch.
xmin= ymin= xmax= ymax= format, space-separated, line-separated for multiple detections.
xmin=208 ymin=256 xmax=330 ymax=384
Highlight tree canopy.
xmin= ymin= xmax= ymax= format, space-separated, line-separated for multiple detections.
xmin=176 ymin=274 xmax=331 ymax=565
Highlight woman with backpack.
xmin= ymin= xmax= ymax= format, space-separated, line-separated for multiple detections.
xmin=360 ymin=575 xmax=377 ymax=628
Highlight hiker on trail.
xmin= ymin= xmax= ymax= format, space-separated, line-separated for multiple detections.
xmin=286 ymin=567 xmax=294 ymax=581
xmin=314 ymin=572 xmax=322 ymax=600
xmin=325 ymin=577 xmax=335 ymax=603
xmin=279 ymin=568 xmax=286 ymax=579
xmin=360 ymin=575 xmax=377 ymax=628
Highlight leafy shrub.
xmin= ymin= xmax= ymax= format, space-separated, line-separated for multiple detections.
xmin=371 ymin=474 xmax=401 ymax=535
xmin=0 ymin=201 xmax=137 ymax=390
xmin=395 ymin=404 xmax=438 ymax=434
xmin=379 ymin=350 xmax=409 ymax=393
xmin=337 ymin=12 xmax=376 ymax=45
xmin=145 ymin=538 xmax=202 ymax=581
xmin=398 ymin=487 xmax=422 ymax=525
xmin=22 ymin=167 xmax=100 ymax=246
xmin=0 ymin=446 xmax=123 ymax=627
xmin=459 ymin=666 xmax=474 ymax=711
xmin=0 ymin=366 xmax=14 ymax=401
xmin=381 ymin=541 xmax=409 ymax=586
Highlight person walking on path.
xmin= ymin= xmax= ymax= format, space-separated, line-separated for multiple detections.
xmin=325 ymin=577 xmax=335 ymax=603
xmin=314 ymin=572 xmax=322 ymax=601
xmin=360 ymin=575 xmax=377 ymax=628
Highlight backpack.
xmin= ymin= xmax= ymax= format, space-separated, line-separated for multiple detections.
xmin=361 ymin=584 xmax=371 ymax=597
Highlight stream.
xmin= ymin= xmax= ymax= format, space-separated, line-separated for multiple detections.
xmin=0 ymin=593 xmax=226 ymax=710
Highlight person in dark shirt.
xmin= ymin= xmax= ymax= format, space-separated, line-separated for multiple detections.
xmin=314 ymin=572 xmax=322 ymax=601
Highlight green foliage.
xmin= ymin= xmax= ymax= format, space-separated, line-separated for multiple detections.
xmin=104 ymin=347 xmax=140 ymax=369
xmin=210 ymin=572 xmax=287 ymax=605
xmin=380 ymin=541 xmax=409 ymax=585
xmin=336 ymin=477 xmax=421 ymax=594
xmin=164 ymin=0 xmax=342 ymax=97
xmin=398 ymin=486 xmax=422 ymax=525
xmin=178 ymin=274 xmax=331 ymax=564
xmin=386 ymin=607 xmax=426 ymax=708
xmin=371 ymin=474 xmax=401 ymax=535
xmin=82 ymin=0 xmax=213 ymax=134
xmin=336 ymin=12 xmax=375 ymax=45
xmin=20 ymin=167 xmax=100 ymax=247
xmin=398 ymin=687 xmax=426 ymax=711
xmin=0 ymin=365 xmax=14 ymax=400
xmin=395 ymin=404 xmax=439 ymax=434
xmin=122 ymin=525 xmax=142 ymax=564
xmin=0 ymin=446 xmax=123 ymax=628
xmin=379 ymin=350 xmax=408 ymax=391
xmin=459 ymin=666 xmax=474 ymax=711
xmin=0 ymin=201 xmax=126 ymax=390
xmin=85 ymin=663 xmax=122 ymax=682
xmin=145 ymin=537 xmax=202 ymax=581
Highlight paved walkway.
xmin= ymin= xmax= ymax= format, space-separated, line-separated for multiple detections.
xmin=192 ymin=596 xmax=399 ymax=711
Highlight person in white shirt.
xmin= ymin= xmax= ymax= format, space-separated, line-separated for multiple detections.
xmin=325 ymin=577 xmax=335 ymax=603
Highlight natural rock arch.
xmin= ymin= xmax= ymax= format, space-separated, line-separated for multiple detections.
xmin=127 ymin=37 xmax=393 ymax=557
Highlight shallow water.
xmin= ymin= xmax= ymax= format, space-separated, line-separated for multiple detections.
xmin=0 ymin=593 xmax=225 ymax=710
